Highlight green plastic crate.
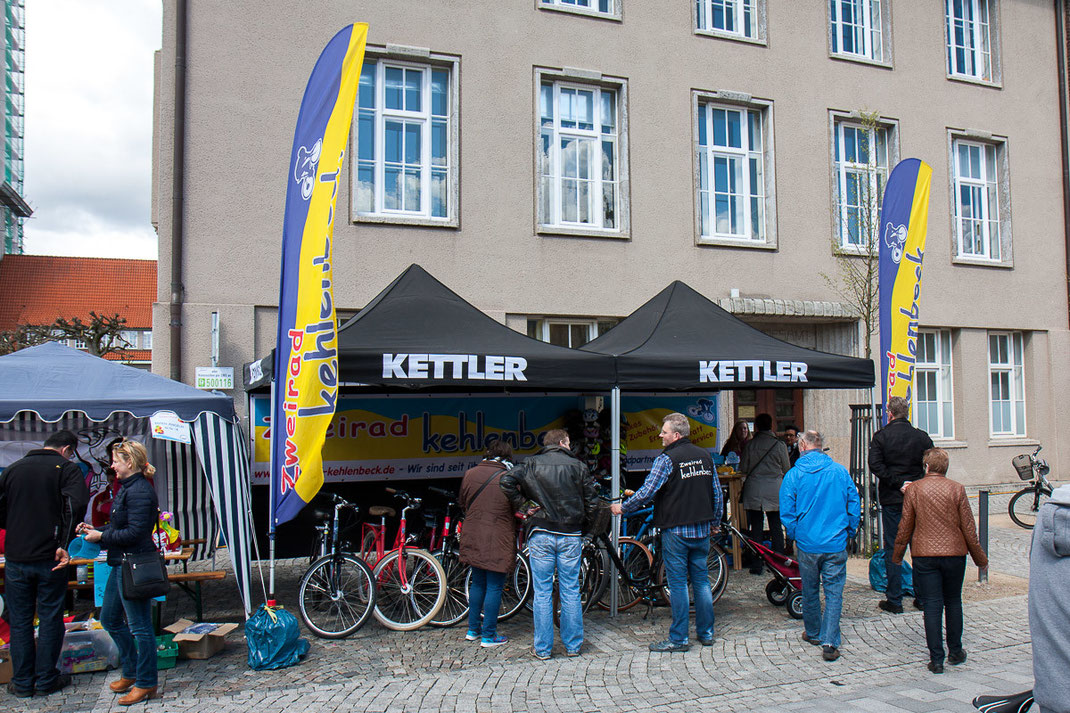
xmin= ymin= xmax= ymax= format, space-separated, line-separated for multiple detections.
xmin=156 ymin=634 xmax=178 ymax=670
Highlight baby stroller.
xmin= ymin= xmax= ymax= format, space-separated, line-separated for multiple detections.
xmin=726 ymin=522 xmax=803 ymax=619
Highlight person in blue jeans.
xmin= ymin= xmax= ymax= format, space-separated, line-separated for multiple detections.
xmin=80 ymin=439 xmax=161 ymax=706
xmin=501 ymin=429 xmax=598 ymax=660
xmin=780 ymin=430 xmax=860 ymax=662
xmin=612 ymin=412 xmax=723 ymax=652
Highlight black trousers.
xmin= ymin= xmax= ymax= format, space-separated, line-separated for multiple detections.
xmin=746 ymin=509 xmax=785 ymax=555
xmin=912 ymin=555 xmax=966 ymax=664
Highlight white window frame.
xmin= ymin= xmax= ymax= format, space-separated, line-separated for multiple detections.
xmin=351 ymin=50 xmax=460 ymax=228
xmin=535 ymin=69 xmax=629 ymax=238
xmin=829 ymin=0 xmax=889 ymax=64
xmin=945 ymin=0 xmax=999 ymax=84
xmin=72 ymin=338 xmax=87 ymax=350
xmin=695 ymin=0 xmax=766 ymax=44
xmin=693 ymin=92 xmax=776 ymax=249
xmin=913 ymin=329 xmax=954 ymax=440
xmin=141 ymin=330 xmax=152 ymax=350
xmin=830 ymin=114 xmax=897 ymax=253
xmin=527 ymin=317 xmax=618 ymax=348
xmin=988 ymin=331 xmax=1025 ymax=437
xmin=948 ymin=132 xmax=1011 ymax=267
xmin=538 ymin=0 xmax=621 ymax=21
xmin=120 ymin=330 xmax=139 ymax=348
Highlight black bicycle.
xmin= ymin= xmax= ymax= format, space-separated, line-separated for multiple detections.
xmin=1009 ymin=446 xmax=1054 ymax=530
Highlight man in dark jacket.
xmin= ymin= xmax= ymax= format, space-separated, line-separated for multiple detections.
xmin=868 ymin=396 xmax=933 ymax=614
xmin=501 ymin=429 xmax=598 ymax=660
xmin=612 ymin=413 xmax=723 ymax=652
xmin=0 ymin=430 xmax=90 ymax=698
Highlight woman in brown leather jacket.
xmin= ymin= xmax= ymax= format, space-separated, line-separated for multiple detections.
xmin=458 ymin=440 xmax=516 ymax=648
xmin=892 ymin=448 xmax=988 ymax=674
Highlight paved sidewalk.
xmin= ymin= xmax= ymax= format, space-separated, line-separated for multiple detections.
xmin=7 ymin=511 xmax=1036 ymax=713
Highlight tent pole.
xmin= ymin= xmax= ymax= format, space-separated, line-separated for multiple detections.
xmin=268 ymin=378 xmax=277 ymax=604
xmin=609 ymin=386 xmax=621 ymax=618
xmin=868 ymin=385 xmax=879 ymax=555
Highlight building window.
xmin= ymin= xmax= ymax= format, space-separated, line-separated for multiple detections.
xmin=539 ymin=0 xmax=619 ymax=19
xmin=352 ymin=54 xmax=458 ymax=226
xmin=527 ymin=318 xmax=618 ymax=348
xmin=951 ymin=136 xmax=1009 ymax=264
xmin=988 ymin=331 xmax=1024 ymax=437
xmin=537 ymin=76 xmax=627 ymax=235
xmin=696 ymin=99 xmax=771 ymax=244
xmin=72 ymin=338 xmax=87 ymax=350
xmin=945 ymin=0 xmax=995 ymax=82
xmin=832 ymin=117 xmax=891 ymax=251
xmin=142 ymin=330 xmax=152 ymax=350
xmin=830 ymin=0 xmax=885 ymax=62
xmin=120 ymin=330 xmax=139 ymax=348
xmin=913 ymin=329 xmax=953 ymax=440
xmin=696 ymin=0 xmax=762 ymax=41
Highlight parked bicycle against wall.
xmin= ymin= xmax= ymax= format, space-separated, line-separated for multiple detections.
xmin=297 ymin=492 xmax=376 ymax=638
xmin=1009 ymin=445 xmax=1054 ymax=530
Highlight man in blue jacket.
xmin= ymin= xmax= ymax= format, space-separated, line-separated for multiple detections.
xmin=780 ymin=430 xmax=860 ymax=663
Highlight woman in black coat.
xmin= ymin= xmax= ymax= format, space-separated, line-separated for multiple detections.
xmin=80 ymin=439 xmax=160 ymax=706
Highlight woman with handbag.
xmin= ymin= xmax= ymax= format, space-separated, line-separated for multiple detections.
xmin=79 ymin=439 xmax=162 ymax=705
xmin=458 ymin=440 xmax=516 ymax=648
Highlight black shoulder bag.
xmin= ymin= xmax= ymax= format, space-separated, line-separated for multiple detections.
xmin=121 ymin=514 xmax=171 ymax=600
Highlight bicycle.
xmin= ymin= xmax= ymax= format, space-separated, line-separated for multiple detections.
xmin=1009 ymin=445 xmax=1054 ymax=530
xmin=359 ymin=488 xmax=447 ymax=631
xmin=297 ymin=492 xmax=376 ymax=638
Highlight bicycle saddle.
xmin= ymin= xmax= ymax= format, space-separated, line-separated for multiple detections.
xmin=369 ymin=506 xmax=396 ymax=518
xmin=973 ymin=690 xmax=1033 ymax=713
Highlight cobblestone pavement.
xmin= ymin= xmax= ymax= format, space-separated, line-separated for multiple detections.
xmin=8 ymin=505 xmax=1039 ymax=713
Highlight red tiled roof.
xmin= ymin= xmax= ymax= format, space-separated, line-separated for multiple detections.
xmin=103 ymin=349 xmax=152 ymax=362
xmin=0 ymin=255 xmax=156 ymax=333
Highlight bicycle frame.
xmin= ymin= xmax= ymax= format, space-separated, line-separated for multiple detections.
xmin=365 ymin=490 xmax=423 ymax=592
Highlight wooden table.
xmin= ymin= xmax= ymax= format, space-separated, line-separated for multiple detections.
xmin=718 ymin=471 xmax=745 ymax=571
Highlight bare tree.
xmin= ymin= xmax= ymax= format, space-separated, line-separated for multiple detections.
xmin=0 ymin=311 xmax=130 ymax=357
xmin=823 ymin=110 xmax=886 ymax=360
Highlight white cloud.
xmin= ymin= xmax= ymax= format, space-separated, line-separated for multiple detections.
xmin=21 ymin=0 xmax=161 ymax=258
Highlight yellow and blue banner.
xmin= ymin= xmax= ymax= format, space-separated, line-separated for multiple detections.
xmin=877 ymin=158 xmax=932 ymax=419
xmin=271 ymin=24 xmax=368 ymax=527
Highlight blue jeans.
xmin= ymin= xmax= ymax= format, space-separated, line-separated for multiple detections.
xmin=882 ymin=504 xmax=903 ymax=605
xmin=4 ymin=559 xmax=68 ymax=692
xmin=798 ymin=549 xmax=848 ymax=649
xmin=466 ymin=567 xmax=505 ymax=639
xmin=661 ymin=531 xmax=715 ymax=645
xmin=528 ymin=532 xmax=583 ymax=656
xmin=100 ymin=566 xmax=158 ymax=688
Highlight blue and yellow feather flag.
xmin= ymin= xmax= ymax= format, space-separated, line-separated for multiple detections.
xmin=877 ymin=158 xmax=932 ymax=420
xmin=271 ymin=24 xmax=368 ymax=527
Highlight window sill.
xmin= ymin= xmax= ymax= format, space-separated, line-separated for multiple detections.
xmin=947 ymin=73 xmax=1002 ymax=90
xmin=697 ymin=236 xmax=776 ymax=250
xmin=832 ymin=245 xmax=877 ymax=258
xmin=538 ymin=4 xmax=622 ymax=22
xmin=986 ymin=437 xmax=1039 ymax=448
xmin=694 ymin=29 xmax=766 ymax=47
xmin=931 ymin=439 xmax=968 ymax=449
xmin=537 ymin=225 xmax=629 ymax=240
xmin=353 ymin=213 xmax=459 ymax=229
xmin=951 ymin=255 xmax=1013 ymax=269
xmin=829 ymin=52 xmax=893 ymax=70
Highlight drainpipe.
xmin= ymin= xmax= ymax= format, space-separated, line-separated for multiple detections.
xmin=1057 ymin=0 xmax=1070 ymax=329
xmin=169 ymin=0 xmax=188 ymax=381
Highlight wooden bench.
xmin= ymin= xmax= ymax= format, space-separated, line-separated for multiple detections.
xmin=66 ymin=569 xmax=227 ymax=623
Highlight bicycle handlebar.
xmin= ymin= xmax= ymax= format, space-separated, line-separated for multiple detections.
xmin=428 ymin=486 xmax=455 ymax=498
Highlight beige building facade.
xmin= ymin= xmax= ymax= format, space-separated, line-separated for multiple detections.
xmin=151 ymin=0 xmax=1070 ymax=486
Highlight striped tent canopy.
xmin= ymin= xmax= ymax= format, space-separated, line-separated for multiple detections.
xmin=0 ymin=342 xmax=254 ymax=617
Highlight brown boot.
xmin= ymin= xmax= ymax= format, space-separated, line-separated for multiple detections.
xmin=118 ymin=686 xmax=158 ymax=705
xmin=109 ymin=677 xmax=136 ymax=693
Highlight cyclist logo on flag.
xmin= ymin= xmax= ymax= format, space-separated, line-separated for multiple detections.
xmin=293 ymin=139 xmax=322 ymax=200
xmin=884 ymin=221 xmax=907 ymax=264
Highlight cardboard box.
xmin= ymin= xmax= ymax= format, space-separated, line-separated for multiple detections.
xmin=162 ymin=619 xmax=238 ymax=660
xmin=0 ymin=647 xmax=12 ymax=685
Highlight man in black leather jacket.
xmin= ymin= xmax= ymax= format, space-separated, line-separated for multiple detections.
xmin=868 ymin=396 xmax=934 ymax=614
xmin=501 ymin=429 xmax=598 ymax=659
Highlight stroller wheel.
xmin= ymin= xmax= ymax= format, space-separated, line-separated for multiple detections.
xmin=765 ymin=579 xmax=790 ymax=606
xmin=786 ymin=591 xmax=805 ymax=620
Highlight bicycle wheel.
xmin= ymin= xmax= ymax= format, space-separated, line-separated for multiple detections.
xmin=429 ymin=547 xmax=470 ymax=627
xmin=1009 ymin=486 xmax=1051 ymax=529
xmin=298 ymin=554 xmax=376 ymax=639
xmin=500 ymin=552 xmax=531 ymax=621
xmin=359 ymin=530 xmax=378 ymax=566
xmin=580 ymin=540 xmax=610 ymax=613
xmin=372 ymin=548 xmax=447 ymax=631
xmin=597 ymin=537 xmax=654 ymax=612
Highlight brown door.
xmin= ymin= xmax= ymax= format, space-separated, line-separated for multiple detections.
xmin=732 ymin=389 xmax=803 ymax=434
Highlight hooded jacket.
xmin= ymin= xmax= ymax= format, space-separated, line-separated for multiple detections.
xmin=1029 ymin=484 xmax=1070 ymax=713
xmin=779 ymin=449 xmax=860 ymax=554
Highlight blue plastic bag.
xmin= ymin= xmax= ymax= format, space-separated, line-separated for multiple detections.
xmin=245 ymin=604 xmax=310 ymax=670
xmin=868 ymin=548 xmax=915 ymax=597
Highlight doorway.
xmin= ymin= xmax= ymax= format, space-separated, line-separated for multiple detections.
xmin=732 ymin=389 xmax=803 ymax=433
